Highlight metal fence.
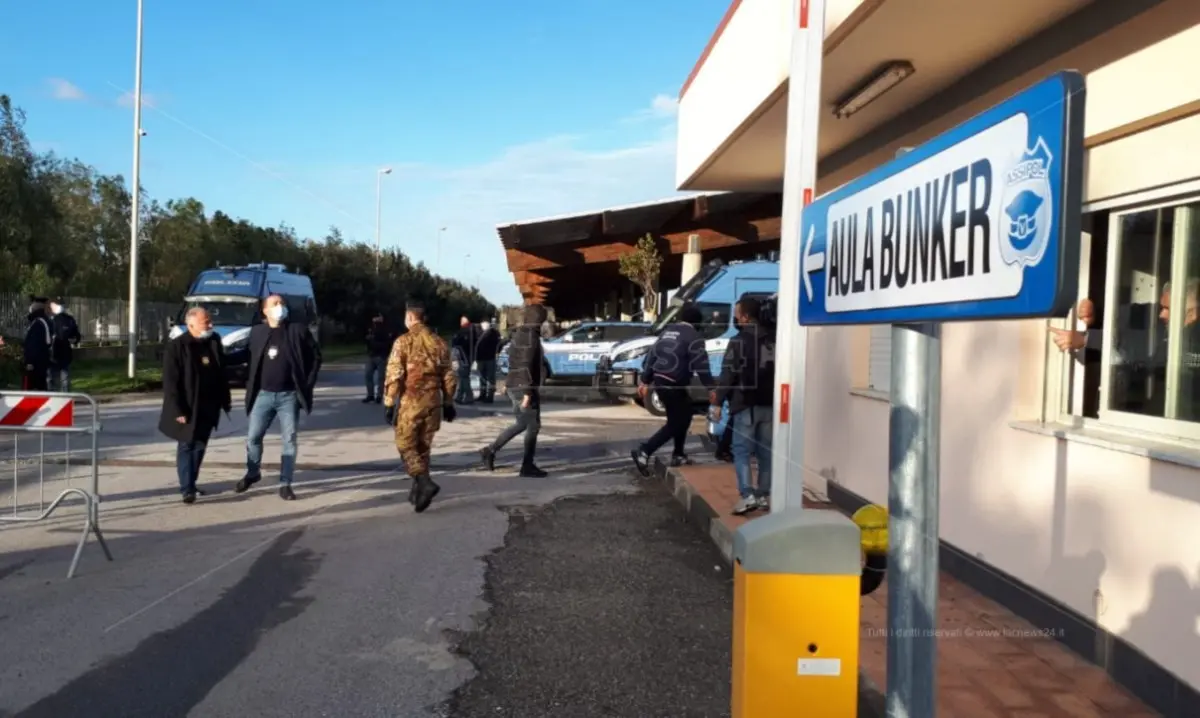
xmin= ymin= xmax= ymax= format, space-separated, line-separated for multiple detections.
xmin=0 ymin=293 xmax=179 ymax=344
xmin=0 ymin=390 xmax=113 ymax=579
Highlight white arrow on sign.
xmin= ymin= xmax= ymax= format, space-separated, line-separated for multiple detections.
xmin=802 ymin=223 xmax=825 ymax=302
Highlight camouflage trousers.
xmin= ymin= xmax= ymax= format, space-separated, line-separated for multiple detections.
xmin=394 ymin=404 xmax=441 ymax=477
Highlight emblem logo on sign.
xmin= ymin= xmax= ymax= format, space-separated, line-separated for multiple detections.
xmin=999 ymin=135 xmax=1054 ymax=269
xmin=268 ymin=347 xmax=279 ymax=360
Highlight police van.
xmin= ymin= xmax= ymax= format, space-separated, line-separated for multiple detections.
xmin=498 ymin=320 xmax=651 ymax=383
xmin=168 ymin=263 xmax=320 ymax=382
xmin=595 ymin=255 xmax=778 ymax=416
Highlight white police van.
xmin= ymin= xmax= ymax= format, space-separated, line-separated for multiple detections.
xmin=498 ymin=320 xmax=650 ymax=383
xmin=595 ymin=255 xmax=778 ymax=416
xmin=167 ymin=263 xmax=319 ymax=383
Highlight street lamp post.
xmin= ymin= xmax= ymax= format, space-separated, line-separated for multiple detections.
xmin=374 ymin=167 xmax=392 ymax=274
xmin=126 ymin=0 xmax=145 ymax=379
xmin=436 ymin=226 xmax=447 ymax=273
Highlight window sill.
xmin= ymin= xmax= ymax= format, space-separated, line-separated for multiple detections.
xmin=1009 ymin=420 xmax=1200 ymax=470
xmin=849 ymin=387 xmax=889 ymax=402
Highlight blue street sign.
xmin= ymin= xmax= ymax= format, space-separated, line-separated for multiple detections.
xmin=797 ymin=71 xmax=1085 ymax=326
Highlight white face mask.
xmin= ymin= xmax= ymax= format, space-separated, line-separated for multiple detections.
xmin=197 ymin=329 xmax=213 ymax=339
xmin=480 ymin=322 xmax=491 ymax=332
xmin=268 ymin=305 xmax=288 ymax=321
xmin=50 ymin=304 xmax=63 ymax=315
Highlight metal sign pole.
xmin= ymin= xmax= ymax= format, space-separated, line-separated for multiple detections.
xmin=771 ymin=0 xmax=827 ymax=512
xmin=887 ymin=323 xmax=941 ymax=717
xmin=883 ymin=146 xmax=941 ymax=717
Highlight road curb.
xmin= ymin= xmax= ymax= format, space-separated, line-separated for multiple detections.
xmin=647 ymin=455 xmax=887 ymax=718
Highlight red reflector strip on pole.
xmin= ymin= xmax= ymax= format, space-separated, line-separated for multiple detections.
xmin=799 ymin=0 xmax=810 ymax=28
xmin=0 ymin=396 xmax=48 ymax=426
xmin=803 ymin=188 xmax=813 ymax=205
xmin=780 ymin=383 xmax=791 ymax=424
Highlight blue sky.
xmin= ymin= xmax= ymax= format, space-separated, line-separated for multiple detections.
xmin=1 ymin=0 xmax=728 ymax=304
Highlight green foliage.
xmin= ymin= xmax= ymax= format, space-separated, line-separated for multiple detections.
xmin=0 ymin=94 xmax=495 ymax=338
xmin=617 ymin=233 xmax=661 ymax=316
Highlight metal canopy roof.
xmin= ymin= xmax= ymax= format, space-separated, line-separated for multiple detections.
xmin=496 ymin=191 xmax=775 ymax=250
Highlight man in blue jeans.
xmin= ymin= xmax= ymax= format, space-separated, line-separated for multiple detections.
xmin=712 ymin=296 xmax=775 ymax=515
xmin=236 ymin=295 xmax=322 ymax=500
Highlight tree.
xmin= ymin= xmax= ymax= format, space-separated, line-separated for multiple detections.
xmin=618 ymin=233 xmax=662 ymax=320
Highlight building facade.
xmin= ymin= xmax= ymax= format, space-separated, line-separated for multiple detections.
xmin=677 ymin=0 xmax=1200 ymax=706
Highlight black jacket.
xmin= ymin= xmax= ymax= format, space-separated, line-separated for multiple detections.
xmin=452 ymin=325 xmax=479 ymax=363
xmin=158 ymin=333 xmax=233 ymax=443
xmin=714 ymin=323 xmax=775 ymax=416
xmin=476 ymin=328 xmax=501 ymax=361
xmin=641 ymin=322 xmax=713 ymax=388
xmin=23 ymin=311 xmax=52 ymax=368
xmin=51 ymin=312 xmax=82 ymax=366
xmin=245 ymin=322 xmax=322 ymax=414
xmin=366 ymin=324 xmax=395 ymax=358
xmin=504 ymin=325 xmax=544 ymax=399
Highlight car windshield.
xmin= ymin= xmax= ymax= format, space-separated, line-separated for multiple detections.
xmin=176 ymin=299 xmax=260 ymax=326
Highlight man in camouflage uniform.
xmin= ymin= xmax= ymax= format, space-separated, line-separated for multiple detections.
xmin=384 ymin=301 xmax=458 ymax=513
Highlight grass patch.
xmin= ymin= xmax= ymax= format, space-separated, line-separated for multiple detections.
xmin=69 ymin=358 xmax=163 ymax=396
xmin=320 ymin=342 xmax=365 ymax=363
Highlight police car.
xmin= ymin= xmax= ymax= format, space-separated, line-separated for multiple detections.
xmin=498 ymin=321 xmax=650 ymax=383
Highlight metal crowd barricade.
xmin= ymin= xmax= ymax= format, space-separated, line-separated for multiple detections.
xmin=0 ymin=390 xmax=113 ymax=578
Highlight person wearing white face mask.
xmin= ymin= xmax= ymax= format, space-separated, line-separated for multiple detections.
xmin=237 ymin=294 xmax=322 ymax=501
xmin=157 ymin=307 xmax=232 ymax=504
xmin=48 ymin=296 xmax=81 ymax=392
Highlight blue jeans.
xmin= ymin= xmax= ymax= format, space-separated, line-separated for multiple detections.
xmin=49 ymin=363 xmax=71 ymax=392
xmin=246 ymin=391 xmax=300 ymax=484
xmin=364 ymin=356 xmax=385 ymax=398
xmin=176 ymin=440 xmax=207 ymax=494
xmin=732 ymin=407 xmax=772 ymax=499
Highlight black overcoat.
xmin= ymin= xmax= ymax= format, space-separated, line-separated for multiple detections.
xmin=158 ymin=333 xmax=233 ymax=443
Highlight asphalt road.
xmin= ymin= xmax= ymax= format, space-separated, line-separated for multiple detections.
xmin=0 ymin=366 xmax=721 ymax=717
xmin=446 ymin=491 xmax=733 ymax=718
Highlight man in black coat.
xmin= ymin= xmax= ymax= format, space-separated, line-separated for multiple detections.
xmin=158 ymin=307 xmax=233 ymax=504
xmin=22 ymin=296 xmax=53 ymax=391
xmin=451 ymin=316 xmax=478 ymax=404
xmin=48 ymin=297 xmax=82 ymax=392
xmin=236 ymin=295 xmax=322 ymax=501
xmin=363 ymin=312 xmax=394 ymax=404
xmin=479 ymin=304 xmax=547 ymax=477
xmin=474 ymin=319 xmax=501 ymax=403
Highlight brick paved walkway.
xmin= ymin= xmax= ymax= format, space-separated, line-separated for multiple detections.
xmin=674 ymin=463 xmax=1160 ymax=717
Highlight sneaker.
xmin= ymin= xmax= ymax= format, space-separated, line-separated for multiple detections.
xmin=630 ymin=449 xmax=650 ymax=477
xmin=480 ymin=446 xmax=496 ymax=472
xmin=361 ymin=397 xmax=375 ymax=404
xmin=669 ymin=454 xmax=693 ymax=467
xmin=756 ymin=495 xmax=771 ymax=510
xmin=234 ymin=474 xmax=261 ymax=493
xmin=518 ymin=464 xmax=548 ymax=478
xmin=182 ymin=492 xmax=197 ymax=505
xmin=732 ymin=496 xmax=759 ymax=516
xmin=715 ymin=450 xmax=733 ymax=463
xmin=279 ymin=485 xmax=296 ymax=501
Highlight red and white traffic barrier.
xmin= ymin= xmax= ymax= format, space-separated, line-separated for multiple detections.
xmin=0 ymin=394 xmax=75 ymax=428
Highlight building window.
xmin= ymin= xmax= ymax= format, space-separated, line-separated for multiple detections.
xmin=1098 ymin=197 xmax=1200 ymax=437
xmin=868 ymin=325 xmax=891 ymax=395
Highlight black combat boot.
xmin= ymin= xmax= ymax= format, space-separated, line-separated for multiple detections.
xmin=412 ymin=473 xmax=440 ymax=513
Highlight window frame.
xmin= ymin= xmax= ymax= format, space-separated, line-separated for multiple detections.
xmin=1048 ymin=190 xmax=1200 ymax=445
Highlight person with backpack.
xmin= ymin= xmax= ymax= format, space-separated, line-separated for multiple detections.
xmin=631 ymin=302 xmax=713 ymax=474
xmin=22 ymin=296 xmax=53 ymax=391
xmin=711 ymin=296 xmax=776 ymax=515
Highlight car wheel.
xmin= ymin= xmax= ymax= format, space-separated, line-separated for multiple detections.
xmin=645 ymin=389 xmax=667 ymax=416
